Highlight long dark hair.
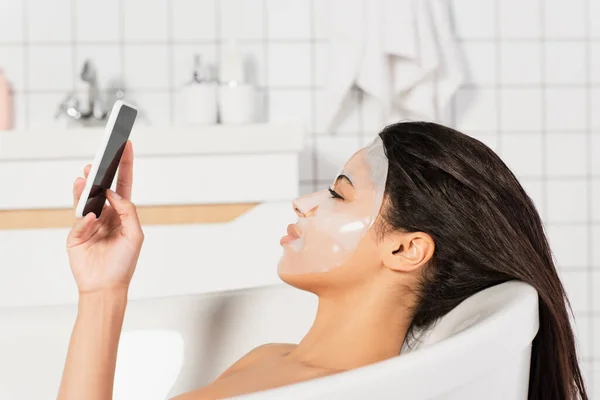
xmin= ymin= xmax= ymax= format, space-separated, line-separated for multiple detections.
xmin=378 ymin=122 xmax=587 ymax=400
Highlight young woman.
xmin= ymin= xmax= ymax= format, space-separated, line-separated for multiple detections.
xmin=57 ymin=122 xmax=588 ymax=400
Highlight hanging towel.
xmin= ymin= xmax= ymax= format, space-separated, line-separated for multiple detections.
xmin=324 ymin=0 xmax=466 ymax=133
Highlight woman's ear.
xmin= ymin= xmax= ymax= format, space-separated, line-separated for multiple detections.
xmin=381 ymin=231 xmax=435 ymax=273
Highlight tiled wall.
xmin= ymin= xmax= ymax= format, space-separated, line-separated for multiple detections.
xmin=0 ymin=0 xmax=598 ymax=395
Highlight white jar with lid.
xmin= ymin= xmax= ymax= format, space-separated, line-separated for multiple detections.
xmin=182 ymin=55 xmax=218 ymax=125
xmin=218 ymin=40 xmax=255 ymax=124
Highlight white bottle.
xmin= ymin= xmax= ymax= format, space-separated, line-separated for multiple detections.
xmin=218 ymin=39 xmax=255 ymax=124
xmin=182 ymin=54 xmax=218 ymax=125
xmin=0 ymin=70 xmax=13 ymax=131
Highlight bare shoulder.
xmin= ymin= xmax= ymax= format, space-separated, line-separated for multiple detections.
xmin=246 ymin=343 xmax=297 ymax=358
xmin=219 ymin=343 xmax=296 ymax=377
xmin=221 ymin=343 xmax=296 ymax=370
xmin=170 ymin=343 xmax=297 ymax=400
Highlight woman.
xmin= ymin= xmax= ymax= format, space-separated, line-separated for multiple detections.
xmin=57 ymin=122 xmax=588 ymax=400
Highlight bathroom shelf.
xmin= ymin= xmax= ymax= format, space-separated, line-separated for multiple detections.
xmin=0 ymin=123 xmax=303 ymax=161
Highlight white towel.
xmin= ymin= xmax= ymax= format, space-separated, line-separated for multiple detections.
xmin=324 ymin=0 xmax=466 ymax=133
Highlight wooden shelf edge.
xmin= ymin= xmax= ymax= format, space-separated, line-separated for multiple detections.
xmin=0 ymin=203 xmax=259 ymax=230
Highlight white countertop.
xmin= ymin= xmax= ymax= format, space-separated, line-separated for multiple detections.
xmin=0 ymin=124 xmax=304 ymax=161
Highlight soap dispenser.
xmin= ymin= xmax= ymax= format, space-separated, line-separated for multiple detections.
xmin=218 ymin=39 xmax=255 ymax=124
xmin=0 ymin=70 xmax=13 ymax=130
xmin=182 ymin=54 xmax=218 ymax=125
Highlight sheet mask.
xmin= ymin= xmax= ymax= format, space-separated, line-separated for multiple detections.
xmin=278 ymin=135 xmax=389 ymax=274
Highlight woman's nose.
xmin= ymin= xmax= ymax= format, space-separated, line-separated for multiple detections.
xmin=293 ymin=190 xmax=326 ymax=217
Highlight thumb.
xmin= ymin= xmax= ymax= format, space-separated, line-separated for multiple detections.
xmin=67 ymin=212 xmax=97 ymax=246
xmin=106 ymin=189 xmax=143 ymax=237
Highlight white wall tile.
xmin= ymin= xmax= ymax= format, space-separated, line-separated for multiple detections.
xmin=593 ymin=271 xmax=600 ymax=311
xmin=473 ymin=133 xmax=499 ymax=152
xmin=547 ymin=179 xmax=588 ymax=223
xmin=559 ymin=270 xmax=589 ymax=313
xmin=500 ymin=42 xmax=541 ymax=84
xmin=591 ymin=43 xmax=600 ymax=84
xmin=499 ymin=133 xmax=543 ymax=178
xmin=592 ymin=135 xmax=600 ymax=176
xmin=313 ymin=0 xmax=330 ymax=39
xmin=124 ymin=45 xmax=169 ymax=89
xmin=544 ymin=0 xmax=586 ymax=39
xmin=498 ymin=0 xmax=541 ymax=38
xmin=593 ymin=90 xmax=600 ymax=130
xmin=267 ymin=89 xmax=312 ymax=132
xmin=546 ymin=133 xmax=587 ymax=177
xmin=266 ymin=0 xmax=310 ymax=39
xmin=314 ymin=42 xmax=328 ymax=88
xmin=0 ymin=47 xmax=25 ymax=91
xmin=545 ymin=88 xmax=586 ymax=131
xmin=27 ymin=45 xmax=73 ymax=91
xmin=28 ymin=92 xmax=72 ymax=128
xmin=573 ymin=315 xmax=591 ymax=362
xmin=315 ymin=89 xmax=360 ymax=135
xmin=125 ymin=91 xmax=170 ymax=126
xmin=171 ymin=44 xmax=217 ymax=88
xmin=11 ymin=92 xmax=27 ymax=129
xmin=299 ymin=182 xmax=314 ymax=196
xmin=547 ymin=225 xmax=589 ymax=268
xmin=592 ymin=179 xmax=600 ymax=222
xmin=75 ymin=0 xmax=120 ymax=42
xmin=454 ymin=88 xmax=497 ymax=132
xmin=172 ymin=0 xmax=216 ymax=41
xmin=594 ymin=319 xmax=600 ymax=359
xmin=74 ymin=46 xmax=121 ymax=91
xmin=0 ymin=0 xmax=24 ymax=43
xmin=298 ymin=138 xmax=313 ymax=181
xmin=592 ymin=0 xmax=600 ymax=38
xmin=520 ymin=179 xmax=545 ymax=218
xmin=450 ymin=0 xmax=495 ymax=39
xmin=315 ymin=136 xmax=362 ymax=181
xmin=545 ymin=42 xmax=586 ymax=84
xmin=220 ymin=0 xmax=264 ymax=40
xmin=591 ymin=362 xmax=600 ymax=400
xmin=501 ymin=89 xmax=542 ymax=131
xmin=27 ymin=0 xmax=72 ymax=43
xmin=462 ymin=42 xmax=496 ymax=85
xmin=361 ymin=93 xmax=385 ymax=134
xmin=123 ymin=0 xmax=168 ymax=42
xmin=268 ymin=43 xmax=311 ymax=87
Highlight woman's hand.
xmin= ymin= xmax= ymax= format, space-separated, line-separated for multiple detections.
xmin=66 ymin=141 xmax=144 ymax=295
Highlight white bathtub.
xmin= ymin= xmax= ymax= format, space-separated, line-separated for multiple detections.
xmin=0 ymin=281 xmax=539 ymax=399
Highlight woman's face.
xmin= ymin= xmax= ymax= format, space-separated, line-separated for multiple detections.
xmin=277 ymin=139 xmax=388 ymax=285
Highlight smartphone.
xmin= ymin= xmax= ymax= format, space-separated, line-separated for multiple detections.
xmin=75 ymin=100 xmax=138 ymax=218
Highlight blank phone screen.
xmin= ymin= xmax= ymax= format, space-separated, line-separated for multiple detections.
xmin=83 ymin=104 xmax=138 ymax=217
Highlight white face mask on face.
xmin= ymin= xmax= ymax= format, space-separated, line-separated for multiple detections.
xmin=278 ymin=136 xmax=389 ymax=275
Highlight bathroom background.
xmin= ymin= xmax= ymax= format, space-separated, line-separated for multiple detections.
xmin=0 ymin=0 xmax=598 ymax=395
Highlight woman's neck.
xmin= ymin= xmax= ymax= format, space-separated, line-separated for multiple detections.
xmin=285 ymin=281 xmax=411 ymax=371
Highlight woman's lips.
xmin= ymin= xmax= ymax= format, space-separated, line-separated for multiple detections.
xmin=280 ymin=223 xmax=301 ymax=246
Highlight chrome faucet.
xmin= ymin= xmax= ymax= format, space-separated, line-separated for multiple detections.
xmin=55 ymin=59 xmax=124 ymax=126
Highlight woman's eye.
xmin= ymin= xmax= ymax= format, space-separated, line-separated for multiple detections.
xmin=328 ymin=187 xmax=344 ymax=200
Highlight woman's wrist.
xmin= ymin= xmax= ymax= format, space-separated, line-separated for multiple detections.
xmin=78 ymin=288 xmax=128 ymax=316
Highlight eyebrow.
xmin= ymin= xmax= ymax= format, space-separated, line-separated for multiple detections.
xmin=335 ymin=174 xmax=354 ymax=187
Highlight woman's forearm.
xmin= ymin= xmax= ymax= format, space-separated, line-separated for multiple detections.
xmin=57 ymin=289 xmax=128 ymax=400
